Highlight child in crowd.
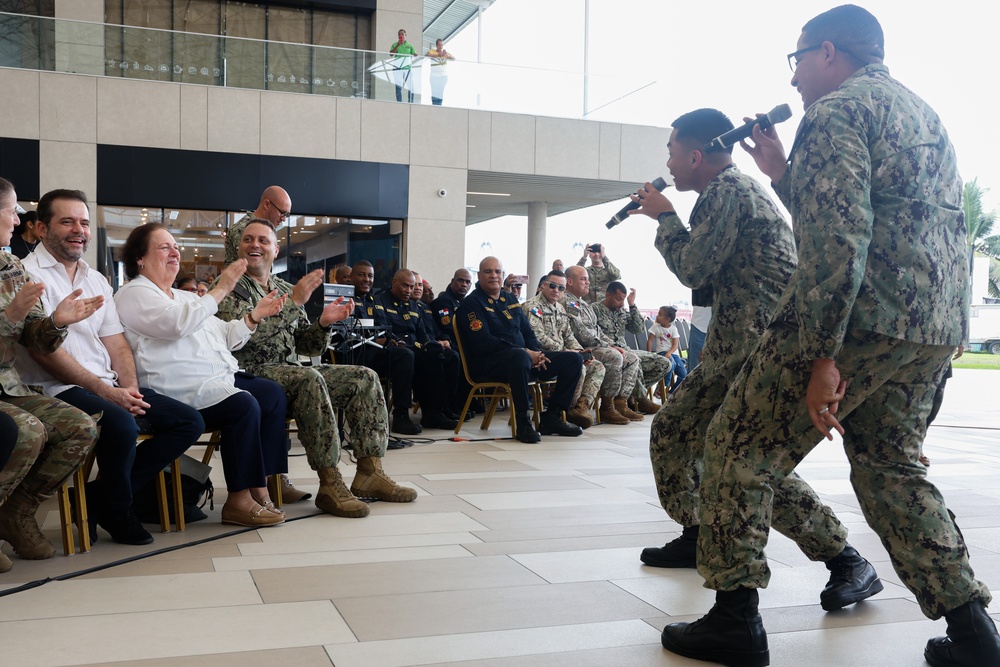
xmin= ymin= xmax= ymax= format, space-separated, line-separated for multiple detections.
xmin=647 ymin=306 xmax=687 ymax=391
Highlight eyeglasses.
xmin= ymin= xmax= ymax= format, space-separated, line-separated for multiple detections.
xmin=545 ymin=282 xmax=566 ymax=292
xmin=787 ymin=44 xmax=822 ymax=72
xmin=267 ymin=199 xmax=290 ymax=221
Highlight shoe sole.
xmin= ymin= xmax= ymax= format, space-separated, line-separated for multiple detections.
xmin=640 ymin=551 xmax=696 ymax=569
xmin=820 ymin=577 xmax=884 ymax=611
xmin=661 ymin=629 xmax=769 ymax=667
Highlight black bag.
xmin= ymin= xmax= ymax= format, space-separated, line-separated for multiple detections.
xmin=132 ymin=454 xmax=214 ymax=524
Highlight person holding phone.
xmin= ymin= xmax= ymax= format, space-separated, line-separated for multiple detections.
xmin=576 ymin=242 xmax=621 ymax=302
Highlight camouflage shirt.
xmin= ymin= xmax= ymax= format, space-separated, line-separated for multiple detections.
xmin=216 ymin=273 xmax=332 ymax=368
xmin=773 ymin=64 xmax=968 ymax=359
xmin=655 ymin=164 xmax=796 ymax=373
xmin=0 ymin=251 xmax=68 ymax=396
xmin=592 ymin=302 xmax=645 ymax=348
xmin=563 ymin=296 xmax=615 ymax=349
xmin=576 ymin=256 xmax=622 ymax=303
xmin=522 ymin=293 xmax=582 ymax=352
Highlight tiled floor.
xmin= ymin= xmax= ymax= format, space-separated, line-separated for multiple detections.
xmin=2 ymin=368 xmax=999 ymax=666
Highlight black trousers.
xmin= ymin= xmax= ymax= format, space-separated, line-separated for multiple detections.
xmin=359 ymin=344 xmax=414 ymax=413
xmin=198 ymin=375 xmax=288 ymax=492
xmin=479 ymin=349 xmax=583 ymax=416
xmin=57 ymin=386 xmax=203 ymax=514
xmin=412 ymin=347 xmax=461 ymax=411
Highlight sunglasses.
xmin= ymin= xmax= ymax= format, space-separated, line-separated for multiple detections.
xmin=545 ymin=282 xmax=566 ymax=292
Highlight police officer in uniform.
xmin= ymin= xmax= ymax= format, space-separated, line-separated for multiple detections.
xmin=375 ymin=269 xmax=461 ymax=430
xmin=430 ymin=268 xmax=472 ymax=346
xmin=456 ymin=257 xmax=583 ymax=444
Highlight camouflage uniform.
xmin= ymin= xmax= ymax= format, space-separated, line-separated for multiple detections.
xmin=593 ymin=301 xmax=671 ymax=399
xmin=217 ymin=273 xmax=389 ymax=469
xmin=649 ymin=165 xmax=848 ymax=562
xmin=522 ymin=293 xmax=605 ymax=406
xmin=564 ymin=296 xmax=638 ymax=398
xmin=575 ymin=256 xmax=621 ymax=303
xmin=697 ymin=64 xmax=987 ymax=619
xmin=0 ymin=252 xmax=96 ymax=502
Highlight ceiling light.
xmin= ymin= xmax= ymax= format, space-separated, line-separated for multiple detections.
xmin=467 ymin=191 xmax=510 ymax=197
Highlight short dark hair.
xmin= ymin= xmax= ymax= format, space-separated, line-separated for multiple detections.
xmin=176 ymin=276 xmax=196 ymax=289
xmin=353 ymin=259 xmax=374 ymax=271
xmin=671 ymin=108 xmax=735 ymax=155
xmin=242 ymin=217 xmax=276 ymax=234
xmin=18 ymin=210 xmax=37 ymax=226
xmin=660 ymin=305 xmax=677 ymax=321
xmin=606 ymin=281 xmax=627 ymax=295
xmin=37 ymin=189 xmax=88 ymax=224
xmin=802 ymin=4 xmax=885 ymax=66
xmin=546 ymin=269 xmax=566 ymax=280
xmin=0 ymin=177 xmax=13 ymax=199
xmin=121 ymin=223 xmax=167 ymax=279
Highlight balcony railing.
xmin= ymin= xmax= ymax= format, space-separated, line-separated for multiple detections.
xmin=0 ymin=11 xmax=653 ymax=122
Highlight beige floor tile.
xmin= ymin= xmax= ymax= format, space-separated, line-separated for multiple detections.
xmin=767 ymin=617 xmax=941 ymax=666
xmin=255 ymin=511 xmax=487 ymax=541
xmin=238 ymin=531 xmax=481 ymax=556
xmin=0 ymin=600 xmax=355 ymax=666
xmin=334 ymin=581 xmax=661 ymax=641
xmin=511 ymin=546 xmax=668 ymax=583
xmin=465 ymin=532 xmax=673 ymax=557
xmin=418 ymin=644 xmax=697 ymax=666
xmin=0 ymin=571 xmax=262 ymax=621
xmin=214 ymin=544 xmax=472 ymax=572
xmin=324 ymin=619 xmax=661 ymax=667
xmin=80 ymin=645 xmax=334 ymax=667
xmin=458 ymin=488 xmax=654 ymax=511
xmin=415 ymin=475 xmax=599 ymax=495
xmin=465 ymin=502 xmax=667 ymax=530
xmin=472 ymin=520 xmax=677 ymax=543
xmin=481 ymin=450 xmax=649 ymax=470
xmin=419 ymin=470 xmax=580 ymax=481
xmin=253 ymin=554 xmax=546 ymax=603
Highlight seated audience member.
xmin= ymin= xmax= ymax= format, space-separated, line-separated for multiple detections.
xmin=456 ymin=257 xmax=583 ymax=443
xmin=420 ymin=281 xmax=434 ymax=304
xmin=0 ymin=176 xmax=98 ymax=568
xmin=8 ymin=210 xmax=40 ymax=259
xmin=375 ymin=269 xmax=461 ymax=430
xmin=350 ymin=260 xmax=420 ymax=435
xmin=647 ymin=305 xmax=687 ymax=391
xmin=410 ymin=274 xmax=440 ymax=339
xmin=593 ymin=282 xmax=668 ymax=414
xmin=19 ymin=189 xmax=203 ymax=545
xmin=175 ymin=276 xmax=198 ymax=293
xmin=576 ymin=243 xmax=621 ymax=302
xmin=430 ymin=268 xmax=472 ymax=345
xmin=216 ymin=219 xmax=414 ymax=517
xmin=503 ymin=274 xmax=524 ymax=302
xmin=114 ymin=223 xmax=288 ymax=527
xmin=333 ymin=264 xmax=352 ymax=285
xmin=522 ymin=270 xmax=604 ymax=429
xmin=196 ymin=281 xmax=209 ymax=297
xmin=563 ymin=266 xmax=642 ymax=424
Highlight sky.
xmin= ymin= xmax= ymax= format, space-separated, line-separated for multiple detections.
xmin=449 ymin=0 xmax=1000 ymax=308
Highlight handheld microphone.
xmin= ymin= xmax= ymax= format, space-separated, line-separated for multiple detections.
xmin=606 ymin=176 xmax=669 ymax=229
xmin=703 ymin=104 xmax=793 ymax=153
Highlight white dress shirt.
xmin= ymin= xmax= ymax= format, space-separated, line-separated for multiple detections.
xmin=18 ymin=243 xmax=121 ymax=396
xmin=114 ymin=275 xmax=253 ymax=410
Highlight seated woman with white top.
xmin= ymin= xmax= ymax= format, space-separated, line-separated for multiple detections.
xmin=114 ymin=223 xmax=288 ymax=527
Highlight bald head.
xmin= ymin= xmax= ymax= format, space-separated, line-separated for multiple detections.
xmin=565 ymin=265 xmax=589 ymax=299
xmin=450 ymin=268 xmax=472 ymax=296
xmin=391 ymin=268 xmax=416 ymax=301
xmin=254 ymin=185 xmax=291 ymax=225
xmin=478 ymin=256 xmax=504 ymax=298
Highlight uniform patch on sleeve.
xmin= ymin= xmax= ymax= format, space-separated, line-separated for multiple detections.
xmin=470 ymin=319 xmax=483 ymax=331
xmin=441 ymin=315 xmax=451 ymax=325
xmin=530 ymin=306 xmax=543 ymax=318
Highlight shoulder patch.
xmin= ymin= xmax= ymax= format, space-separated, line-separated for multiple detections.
xmin=470 ymin=319 xmax=483 ymax=331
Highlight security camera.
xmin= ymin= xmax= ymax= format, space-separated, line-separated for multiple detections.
xmin=437 ymin=188 xmax=448 ymax=198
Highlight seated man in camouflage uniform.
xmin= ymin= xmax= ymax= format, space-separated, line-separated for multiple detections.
xmin=563 ymin=265 xmax=640 ymax=425
xmin=218 ymin=218 xmax=416 ymax=519
xmin=592 ymin=281 xmax=667 ymax=415
xmin=0 ymin=176 xmax=99 ymax=570
xmin=522 ymin=269 xmax=604 ymax=429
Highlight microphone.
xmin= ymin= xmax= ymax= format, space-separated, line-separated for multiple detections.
xmin=703 ymin=104 xmax=793 ymax=153
xmin=606 ymin=176 xmax=669 ymax=229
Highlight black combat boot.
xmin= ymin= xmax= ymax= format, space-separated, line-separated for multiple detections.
xmin=514 ymin=413 xmax=540 ymax=443
xmin=925 ymin=600 xmax=1000 ymax=667
xmin=391 ymin=410 xmax=422 ymax=435
xmin=537 ymin=408 xmax=583 ymax=437
xmin=661 ymin=587 xmax=769 ymax=667
xmin=820 ymin=544 xmax=884 ymax=611
xmin=640 ymin=525 xmax=698 ymax=568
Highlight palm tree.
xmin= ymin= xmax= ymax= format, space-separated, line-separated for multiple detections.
xmin=964 ymin=178 xmax=1000 ymax=298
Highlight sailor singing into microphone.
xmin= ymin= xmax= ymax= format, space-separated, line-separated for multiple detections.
xmin=628 ymin=107 xmax=882 ymax=619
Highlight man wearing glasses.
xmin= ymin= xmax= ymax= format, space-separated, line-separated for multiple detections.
xmin=522 ymin=269 xmax=605 ymax=430
xmin=650 ymin=6 xmax=999 ymax=666
xmin=228 ymin=186 xmax=291 ymax=257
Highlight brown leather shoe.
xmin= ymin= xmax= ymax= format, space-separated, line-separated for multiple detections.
xmin=634 ymin=396 xmax=661 ymax=415
xmin=268 ymin=474 xmax=312 ymax=503
xmin=614 ymin=397 xmax=645 ymax=421
xmin=221 ymin=501 xmax=285 ymax=527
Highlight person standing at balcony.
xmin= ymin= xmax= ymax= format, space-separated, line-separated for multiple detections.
xmin=425 ymin=39 xmax=454 ymax=106
xmin=389 ymin=28 xmax=417 ymax=103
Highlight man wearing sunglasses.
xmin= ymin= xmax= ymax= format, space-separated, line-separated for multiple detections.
xmin=648 ymin=6 xmax=998 ymax=667
xmin=522 ymin=270 xmax=605 ymax=430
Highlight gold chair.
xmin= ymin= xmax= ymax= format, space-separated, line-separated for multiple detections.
xmin=452 ymin=318 xmax=517 ymax=437
xmin=57 ymin=435 xmax=183 ymax=555
xmin=200 ymin=423 xmax=295 ymax=509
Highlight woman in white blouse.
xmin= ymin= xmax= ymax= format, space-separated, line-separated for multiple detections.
xmin=115 ymin=224 xmax=288 ymax=527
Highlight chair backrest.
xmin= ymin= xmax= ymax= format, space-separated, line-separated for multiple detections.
xmin=452 ymin=317 xmax=482 ymax=386
xmin=676 ymin=318 xmax=690 ymax=352
xmin=624 ymin=330 xmax=641 ymax=350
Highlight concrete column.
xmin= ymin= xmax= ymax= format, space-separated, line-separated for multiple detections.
xmin=527 ymin=201 xmax=548 ymax=292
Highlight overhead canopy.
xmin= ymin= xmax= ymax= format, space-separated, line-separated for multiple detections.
xmin=423 ymin=0 xmax=496 ymax=47
xmin=465 ymin=170 xmax=641 ymax=226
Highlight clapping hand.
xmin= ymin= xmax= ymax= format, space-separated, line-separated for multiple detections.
xmin=319 ymin=296 xmax=354 ymax=327
xmin=292 ymin=269 xmax=324 ymax=307
xmin=4 ymin=279 xmax=46 ymax=323
xmin=52 ymin=288 xmax=105 ymax=327
xmin=251 ymin=290 xmax=287 ymax=322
